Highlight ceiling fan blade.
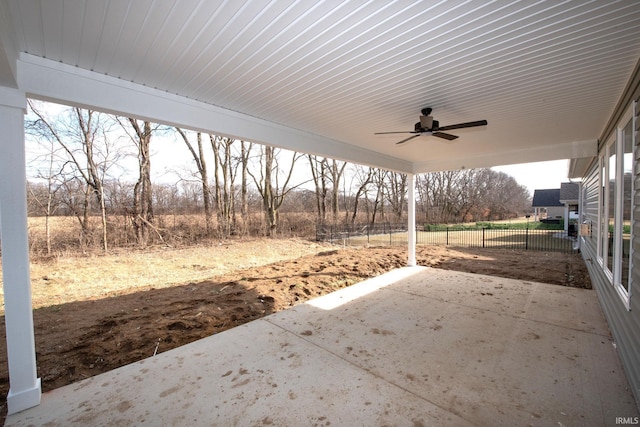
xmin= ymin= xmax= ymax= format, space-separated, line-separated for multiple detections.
xmin=437 ymin=120 xmax=488 ymax=131
xmin=396 ymin=134 xmax=422 ymax=145
xmin=374 ymin=131 xmax=418 ymax=135
xmin=432 ymin=132 xmax=458 ymax=141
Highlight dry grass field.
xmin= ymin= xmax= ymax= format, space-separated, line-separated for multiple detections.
xmin=1 ymin=239 xmax=332 ymax=311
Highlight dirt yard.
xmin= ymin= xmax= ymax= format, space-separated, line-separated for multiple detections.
xmin=0 ymin=239 xmax=591 ymax=418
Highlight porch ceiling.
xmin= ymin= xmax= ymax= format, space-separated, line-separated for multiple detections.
xmin=1 ymin=0 xmax=640 ymax=173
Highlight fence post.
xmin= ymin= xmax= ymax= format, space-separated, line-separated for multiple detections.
xmin=525 ymin=227 xmax=529 ymax=250
xmin=482 ymin=228 xmax=485 ymax=248
xmin=446 ymin=226 xmax=449 ymax=246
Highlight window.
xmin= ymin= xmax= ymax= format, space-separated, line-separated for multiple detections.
xmin=597 ymin=103 xmax=635 ymax=309
xmin=619 ymin=118 xmax=633 ymax=297
xmin=598 ymin=150 xmax=610 ymax=270
xmin=608 ymin=141 xmax=616 ymax=274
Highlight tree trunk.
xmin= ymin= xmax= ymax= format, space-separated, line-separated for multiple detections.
xmin=263 ymin=146 xmax=277 ymax=236
xmin=350 ymin=166 xmax=373 ymax=225
xmin=129 ymin=119 xmax=154 ymax=247
xmin=309 ymin=155 xmax=328 ymax=223
xmin=249 ymin=146 xmax=302 ymax=237
xmin=240 ymin=141 xmax=251 ymax=231
xmin=176 ymin=128 xmax=213 ymax=236
xmin=330 ymin=160 xmax=346 ymax=223
xmin=210 ymin=135 xmax=235 ymax=238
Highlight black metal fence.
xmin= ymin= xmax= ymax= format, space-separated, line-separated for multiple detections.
xmin=316 ymin=223 xmax=578 ymax=254
xmin=316 ymin=222 xmax=408 ymax=245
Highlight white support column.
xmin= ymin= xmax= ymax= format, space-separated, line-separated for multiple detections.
xmin=563 ymin=204 xmax=569 ymax=232
xmin=407 ymin=173 xmax=416 ymax=267
xmin=0 ymin=87 xmax=41 ymax=414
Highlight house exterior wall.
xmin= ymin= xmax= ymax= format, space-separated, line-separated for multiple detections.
xmin=579 ymin=61 xmax=640 ymax=407
xmin=545 ymin=206 xmax=565 ymax=219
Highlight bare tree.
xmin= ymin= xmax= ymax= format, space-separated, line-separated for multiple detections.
xmin=308 ymin=155 xmax=329 ymax=223
xmin=369 ymin=168 xmax=388 ymax=225
xmin=416 ymin=171 xmax=460 ymax=223
xmin=308 ymin=156 xmax=347 ymax=224
xmin=75 ymin=108 xmax=114 ymax=251
xmin=26 ymin=177 xmax=61 ymax=255
xmin=210 ymin=135 xmax=237 ymax=238
xmin=176 ymin=128 xmax=213 ymax=235
xmin=329 ymin=159 xmax=347 ymax=222
xmin=116 ymin=118 xmax=156 ymax=246
xmin=29 ymin=102 xmax=120 ymax=252
xmin=415 ymin=168 xmax=531 ymax=224
xmin=347 ymin=165 xmax=375 ymax=224
xmin=484 ymin=170 xmax=530 ymax=220
xmin=385 ymin=171 xmax=407 ymax=221
xmin=239 ymin=140 xmax=253 ymax=233
xmin=25 ymin=104 xmax=68 ymax=254
xmin=249 ymin=146 xmax=304 ymax=237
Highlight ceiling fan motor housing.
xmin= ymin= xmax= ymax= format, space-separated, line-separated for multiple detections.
xmin=419 ymin=115 xmax=438 ymax=131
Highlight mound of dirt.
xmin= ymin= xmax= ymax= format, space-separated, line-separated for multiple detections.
xmin=0 ymin=244 xmax=590 ymax=418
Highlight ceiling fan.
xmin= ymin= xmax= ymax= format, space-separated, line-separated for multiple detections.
xmin=375 ymin=108 xmax=487 ymax=145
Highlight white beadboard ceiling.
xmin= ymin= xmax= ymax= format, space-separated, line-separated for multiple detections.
xmin=1 ymin=0 xmax=640 ymax=173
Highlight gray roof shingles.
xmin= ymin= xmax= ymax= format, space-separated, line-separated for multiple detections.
xmin=560 ymin=182 xmax=579 ymax=202
xmin=532 ymin=189 xmax=562 ymax=207
xmin=532 ymin=182 xmax=579 ymax=207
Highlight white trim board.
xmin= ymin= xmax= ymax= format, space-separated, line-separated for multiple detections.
xmin=16 ymin=54 xmax=413 ymax=174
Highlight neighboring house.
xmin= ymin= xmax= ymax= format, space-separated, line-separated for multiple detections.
xmin=559 ymin=182 xmax=580 ymax=223
xmin=531 ymin=188 xmax=563 ymax=221
xmin=532 ymin=183 xmax=580 ymax=232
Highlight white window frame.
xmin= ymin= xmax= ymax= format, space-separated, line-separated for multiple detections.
xmin=613 ymin=103 xmax=636 ymax=310
xmin=596 ymin=102 xmax=636 ymax=310
xmin=597 ymin=154 xmax=604 ymax=261
xmin=598 ymin=141 xmax=614 ymax=283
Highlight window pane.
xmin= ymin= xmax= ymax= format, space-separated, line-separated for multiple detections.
xmin=608 ymin=144 xmax=616 ymax=273
xmin=621 ymin=119 xmax=633 ymax=292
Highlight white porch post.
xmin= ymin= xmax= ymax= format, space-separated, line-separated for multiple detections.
xmin=0 ymin=87 xmax=41 ymax=414
xmin=407 ymin=173 xmax=416 ymax=267
xmin=563 ymin=203 xmax=569 ymax=232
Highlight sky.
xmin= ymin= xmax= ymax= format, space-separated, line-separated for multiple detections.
xmin=491 ymin=159 xmax=571 ymax=195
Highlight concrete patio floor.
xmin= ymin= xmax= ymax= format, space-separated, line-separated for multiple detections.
xmin=6 ymin=266 xmax=639 ymax=426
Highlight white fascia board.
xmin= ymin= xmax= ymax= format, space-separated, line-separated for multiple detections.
xmin=412 ymin=139 xmax=598 ymax=173
xmin=17 ymin=54 xmax=412 ymax=174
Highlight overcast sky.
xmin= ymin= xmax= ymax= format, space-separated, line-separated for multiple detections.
xmin=491 ymin=159 xmax=571 ymax=195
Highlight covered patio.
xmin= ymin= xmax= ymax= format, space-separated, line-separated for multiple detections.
xmin=6 ymin=267 xmax=637 ymax=426
xmin=2 ymin=0 xmax=640 ymax=419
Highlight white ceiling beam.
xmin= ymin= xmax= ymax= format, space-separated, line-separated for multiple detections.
xmin=17 ymin=53 xmax=414 ymax=173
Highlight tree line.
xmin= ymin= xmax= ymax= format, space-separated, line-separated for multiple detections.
xmin=24 ymin=101 xmax=531 ymax=255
